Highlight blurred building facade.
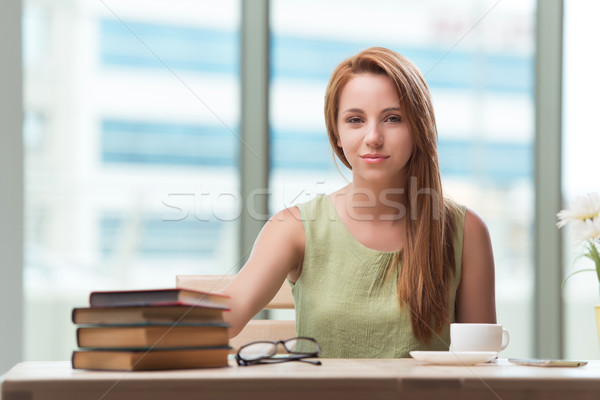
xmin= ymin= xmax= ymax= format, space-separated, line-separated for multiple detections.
xmin=22 ymin=0 xmax=539 ymax=361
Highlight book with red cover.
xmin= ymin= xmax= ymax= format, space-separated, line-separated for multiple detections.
xmin=89 ymin=288 xmax=229 ymax=309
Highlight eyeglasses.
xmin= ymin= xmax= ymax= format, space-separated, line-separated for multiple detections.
xmin=235 ymin=337 xmax=322 ymax=366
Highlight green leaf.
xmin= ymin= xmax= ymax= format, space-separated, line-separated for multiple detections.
xmin=562 ymin=269 xmax=598 ymax=288
xmin=585 ymin=240 xmax=600 ymax=283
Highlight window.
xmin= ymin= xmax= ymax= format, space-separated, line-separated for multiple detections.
xmin=270 ymin=0 xmax=536 ymax=358
xmin=21 ymin=0 xmax=539 ymax=362
xmin=23 ymin=0 xmax=240 ymax=360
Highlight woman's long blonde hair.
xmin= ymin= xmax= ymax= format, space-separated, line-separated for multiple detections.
xmin=324 ymin=47 xmax=458 ymax=343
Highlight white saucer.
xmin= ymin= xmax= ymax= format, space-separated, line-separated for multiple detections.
xmin=410 ymin=351 xmax=498 ymax=365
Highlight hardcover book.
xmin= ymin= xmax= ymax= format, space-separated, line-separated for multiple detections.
xmin=72 ymin=347 xmax=230 ymax=370
xmin=77 ymin=324 xmax=230 ymax=348
xmin=89 ymin=288 xmax=229 ymax=309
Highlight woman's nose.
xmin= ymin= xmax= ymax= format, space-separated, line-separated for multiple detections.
xmin=363 ymin=122 xmax=383 ymax=147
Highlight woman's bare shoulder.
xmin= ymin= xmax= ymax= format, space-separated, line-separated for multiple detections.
xmin=265 ymin=206 xmax=306 ymax=259
xmin=463 ymin=207 xmax=491 ymax=237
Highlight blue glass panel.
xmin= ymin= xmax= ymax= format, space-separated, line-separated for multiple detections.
xmin=101 ymin=119 xmax=238 ymax=167
xmin=271 ymin=36 xmax=532 ymax=93
xmin=101 ymin=215 xmax=222 ymax=257
xmin=270 ymin=129 xmax=331 ymax=170
xmin=100 ymin=18 xmax=239 ymax=73
xmin=99 ymin=18 xmax=531 ymax=93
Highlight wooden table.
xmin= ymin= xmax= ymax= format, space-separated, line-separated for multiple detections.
xmin=3 ymin=359 xmax=600 ymax=400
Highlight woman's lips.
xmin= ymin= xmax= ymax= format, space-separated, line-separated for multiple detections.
xmin=360 ymin=154 xmax=389 ymax=164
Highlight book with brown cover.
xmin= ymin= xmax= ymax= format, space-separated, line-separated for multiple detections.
xmin=89 ymin=288 xmax=229 ymax=309
xmin=77 ymin=324 xmax=229 ymax=348
xmin=72 ymin=347 xmax=230 ymax=370
xmin=72 ymin=305 xmax=227 ymax=325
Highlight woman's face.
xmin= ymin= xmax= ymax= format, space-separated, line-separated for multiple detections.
xmin=336 ymin=73 xmax=414 ymax=186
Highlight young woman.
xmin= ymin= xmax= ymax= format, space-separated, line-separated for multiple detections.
xmin=223 ymin=47 xmax=496 ymax=358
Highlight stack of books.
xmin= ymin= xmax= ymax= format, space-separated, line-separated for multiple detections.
xmin=71 ymin=288 xmax=231 ymax=371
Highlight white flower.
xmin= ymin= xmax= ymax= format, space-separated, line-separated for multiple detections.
xmin=569 ymin=216 xmax=600 ymax=242
xmin=557 ymin=193 xmax=600 ymax=229
xmin=558 ymin=193 xmax=600 ymax=288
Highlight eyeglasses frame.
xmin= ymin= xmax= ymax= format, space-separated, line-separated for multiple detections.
xmin=235 ymin=336 xmax=322 ymax=366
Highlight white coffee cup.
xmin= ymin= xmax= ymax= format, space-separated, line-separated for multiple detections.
xmin=449 ymin=323 xmax=510 ymax=352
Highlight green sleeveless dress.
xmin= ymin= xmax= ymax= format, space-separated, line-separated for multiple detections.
xmin=290 ymin=195 xmax=465 ymax=358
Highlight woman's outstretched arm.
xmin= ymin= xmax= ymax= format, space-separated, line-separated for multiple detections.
xmin=222 ymin=206 xmax=305 ymax=337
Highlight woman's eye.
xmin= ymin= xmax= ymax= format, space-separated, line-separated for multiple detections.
xmin=385 ymin=115 xmax=402 ymax=123
xmin=346 ymin=117 xmax=363 ymax=124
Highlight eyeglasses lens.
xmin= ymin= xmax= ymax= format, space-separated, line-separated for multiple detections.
xmin=238 ymin=342 xmax=277 ymax=361
xmin=284 ymin=338 xmax=319 ymax=354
